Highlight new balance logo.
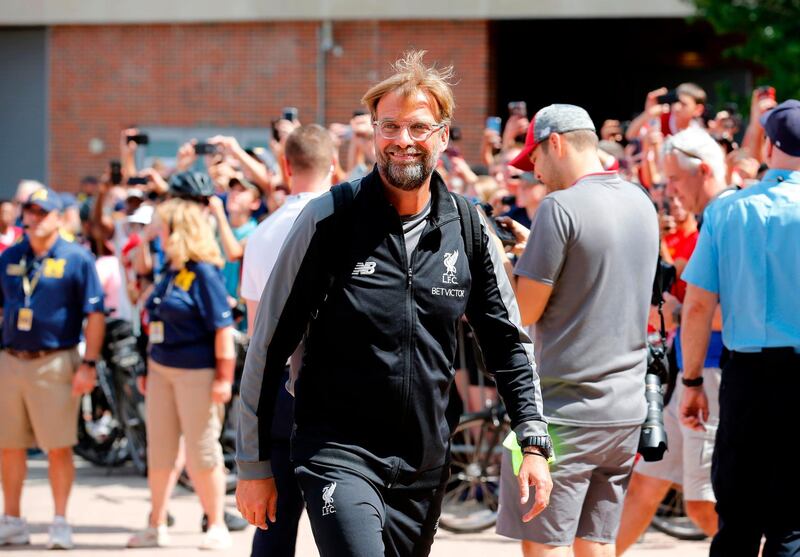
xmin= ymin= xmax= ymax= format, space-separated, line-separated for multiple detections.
xmin=321 ymin=482 xmax=337 ymax=516
xmin=352 ymin=261 xmax=377 ymax=276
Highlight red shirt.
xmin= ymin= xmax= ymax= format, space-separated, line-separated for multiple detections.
xmin=0 ymin=226 xmax=22 ymax=253
xmin=664 ymin=227 xmax=698 ymax=302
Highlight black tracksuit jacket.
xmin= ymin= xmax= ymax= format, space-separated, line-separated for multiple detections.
xmin=237 ymin=169 xmax=547 ymax=486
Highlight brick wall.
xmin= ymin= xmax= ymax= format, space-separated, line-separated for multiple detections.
xmin=48 ymin=21 xmax=491 ymax=189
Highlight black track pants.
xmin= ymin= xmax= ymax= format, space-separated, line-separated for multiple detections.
xmin=295 ymin=461 xmax=447 ymax=557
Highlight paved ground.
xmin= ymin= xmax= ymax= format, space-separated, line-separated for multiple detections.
xmin=0 ymin=456 xmax=711 ymax=556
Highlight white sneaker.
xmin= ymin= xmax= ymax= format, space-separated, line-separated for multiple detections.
xmin=47 ymin=517 xmax=73 ymax=550
xmin=126 ymin=525 xmax=169 ymax=548
xmin=199 ymin=524 xmax=232 ymax=550
xmin=0 ymin=515 xmax=30 ymax=546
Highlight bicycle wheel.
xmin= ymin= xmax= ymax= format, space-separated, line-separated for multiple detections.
xmin=650 ymin=487 xmax=707 ymax=541
xmin=73 ymin=388 xmax=129 ymax=467
xmin=116 ymin=376 xmax=148 ymax=476
xmin=438 ymin=415 xmax=509 ymax=533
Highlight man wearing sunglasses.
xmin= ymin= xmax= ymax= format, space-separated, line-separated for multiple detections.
xmin=237 ymin=51 xmax=551 ymax=556
xmin=0 ymin=188 xmax=105 ymax=550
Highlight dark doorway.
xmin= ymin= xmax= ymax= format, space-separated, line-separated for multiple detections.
xmin=0 ymin=27 xmax=48 ymax=198
xmin=492 ymin=18 xmax=751 ymax=128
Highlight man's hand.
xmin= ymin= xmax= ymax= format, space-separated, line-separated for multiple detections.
xmin=72 ymin=363 xmax=97 ymax=396
xmin=176 ymin=141 xmax=198 ymax=172
xmin=236 ymin=478 xmax=277 ymax=529
xmin=495 ymin=216 xmax=530 ymax=256
xmin=211 ymin=380 xmax=233 ymax=404
xmin=518 ymin=453 xmax=552 ymax=522
xmin=679 ymin=385 xmax=709 ymax=432
xmin=645 ymin=87 xmax=669 ymax=116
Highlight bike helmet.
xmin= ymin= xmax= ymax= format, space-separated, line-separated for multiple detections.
xmin=168 ymin=171 xmax=215 ymax=201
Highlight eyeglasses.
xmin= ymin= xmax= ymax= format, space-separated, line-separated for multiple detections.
xmin=373 ymin=120 xmax=445 ymax=141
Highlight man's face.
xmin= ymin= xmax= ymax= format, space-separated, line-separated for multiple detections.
xmin=374 ymin=90 xmax=448 ymax=191
xmin=22 ymin=205 xmax=60 ymax=239
xmin=663 ymin=153 xmax=704 ymax=214
xmin=226 ymin=183 xmax=258 ymax=215
xmin=529 ymin=139 xmax=568 ymax=190
xmin=671 ymin=94 xmax=702 ymax=128
xmin=0 ymin=202 xmax=15 ymax=227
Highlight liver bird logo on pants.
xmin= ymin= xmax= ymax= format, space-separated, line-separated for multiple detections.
xmin=322 ymin=482 xmax=337 ymax=516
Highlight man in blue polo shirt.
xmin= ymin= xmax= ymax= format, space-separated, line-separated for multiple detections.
xmin=0 ymin=188 xmax=105 ymax=550
xmin=680 ymin=99 xmax=800 ymax=556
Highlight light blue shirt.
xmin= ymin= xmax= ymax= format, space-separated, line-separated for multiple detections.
xmin=683 ymin=169 xmax=800 ymax=352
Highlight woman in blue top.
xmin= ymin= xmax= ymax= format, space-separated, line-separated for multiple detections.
xmin=127 ymin=198 xmax=236 ymax=550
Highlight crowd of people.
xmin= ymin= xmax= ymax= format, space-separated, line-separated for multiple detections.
xmin=0 ymin=48 xmax=797 ymax=557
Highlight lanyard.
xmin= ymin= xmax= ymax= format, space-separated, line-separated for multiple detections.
xmin=20 ymin=256 xmax=46 ymax=308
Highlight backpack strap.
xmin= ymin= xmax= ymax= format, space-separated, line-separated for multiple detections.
xmin=450 ymin=192 xmax=483 ymax=271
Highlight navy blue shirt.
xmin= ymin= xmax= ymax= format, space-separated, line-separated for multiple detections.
xmin=0 ymin=236 xmax=105 ymax=350
xmin=146 ymin=261 xmax=233 ymax=369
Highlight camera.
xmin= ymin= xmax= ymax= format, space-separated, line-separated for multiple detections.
xmin=508 ymin=101 xmax=527 ymax=118
xmin=282 ymin=107 xmax=298 ymax=122
xmin=127 ymin=176 xmax=149 ymax=186
xmin=194 ymin=142 xmax=218 ymax=156
xmin=126 ymin=133 xmax=149 ymax=145
xmin=638 ymin=338 xmax=670 ymax=462
xmin=657 ymin=90 xmax=679 ymax=105
xmin=109 ymin=160 xmax=122 ymax=185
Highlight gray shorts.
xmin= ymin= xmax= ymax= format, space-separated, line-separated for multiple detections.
xmin=496 ymin=423 xmax=640 ymax=546
xmin=635 ymin=367 xmax=720 ymax=502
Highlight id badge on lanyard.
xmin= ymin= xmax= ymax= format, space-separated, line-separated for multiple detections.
xmin=18 ymin=256 xmax=43 ymax=332
xmin=148 ymin=276 xmax=175 ymax=345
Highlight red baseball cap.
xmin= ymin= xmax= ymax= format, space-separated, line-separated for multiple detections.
xmin=510 ymin=104 xmax=597 ymax=171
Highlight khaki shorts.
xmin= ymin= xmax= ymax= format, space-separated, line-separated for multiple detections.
xmin=0 ymin=348 xmax=80 ymax=451
xmin=145 ymin=359 xmax=224 ymax=471
xmin=634 ymin=367 xmax=721 ymax=502
xmin=497 ymin=424 xmax=640 ymax=546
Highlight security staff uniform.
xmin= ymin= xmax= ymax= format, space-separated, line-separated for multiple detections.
xmin=0 ymin=234 xmax=104 ymax=450
xmin=683 ymin=162 xmax=800 ymax=556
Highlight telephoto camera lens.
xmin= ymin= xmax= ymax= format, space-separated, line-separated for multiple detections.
xmin=638 ymin=343 xmax=669 ymax=461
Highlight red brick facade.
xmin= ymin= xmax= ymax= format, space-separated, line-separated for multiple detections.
xmin=49 ymin=21 xmax=491 ymax=189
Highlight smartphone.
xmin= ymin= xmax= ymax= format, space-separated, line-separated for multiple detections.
xmin=508 ymin=101 xmax=527 ymax=118
xmin=110 ymin=160 xmax=122 ymax=185
xmin=127 ymin=133 xmax=149 ymax=145
xmin=756 ymin=85 xmax=776 ymax=101
xmin=127 ymin=176 xmax=149 ymax=186
xmin=491 ymin=217 xmax=518 ymax=248
xmin=657 ymin=91 xmax=680 ymax=105
xmin=194 ymin=143 xmax=218 ymax=155
xmin=282 ymin=107 xmax=299 ymax=122
xmin=486 ymin=116 xmax=502 ymax=134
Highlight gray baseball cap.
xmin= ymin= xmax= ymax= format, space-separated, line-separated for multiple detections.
xmin=511 ymin=104 xmax=596 ymax=171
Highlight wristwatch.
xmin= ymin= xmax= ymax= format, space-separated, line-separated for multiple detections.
xmin=519 ymin=435 xmax=553 ymax=460
xmin=81 ymin=358 xmax=97 ymax=368
xmin=681 ymin=375 xmax=704 ymax=387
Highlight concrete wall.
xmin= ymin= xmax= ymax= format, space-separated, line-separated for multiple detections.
xmin=1 ymin=0 xmax=693 ymax=24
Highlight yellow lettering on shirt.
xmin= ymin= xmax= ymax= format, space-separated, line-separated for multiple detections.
xmin=175 ymin=268 xmax=196 ymax=291
xmin=43 ymin=258 xmax=67 ymax=279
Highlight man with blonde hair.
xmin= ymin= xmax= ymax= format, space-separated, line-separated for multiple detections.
xmin=237 ymin=51 xmax=551 ymax=556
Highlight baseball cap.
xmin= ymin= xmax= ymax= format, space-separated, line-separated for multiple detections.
xmin=229 ymin=175 xmax=262 ymax=195
xmin=510 ymin=104 xmax=597 ymax=171
xmin=759 ymin=99 xmax=800 ymax=156
xmin=127 ymin=204 xmax=154 ymax=225
xmin=24 ymin=188 xmax=63 ymax=213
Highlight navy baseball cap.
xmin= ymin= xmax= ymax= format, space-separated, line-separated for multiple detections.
xmin=759 ymin=99 xmax=800 ymax=156
xmin=511 ymin=104 xmax=597 ymax=171
xmin=24 ymin=188 xmax=63 ymax=213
